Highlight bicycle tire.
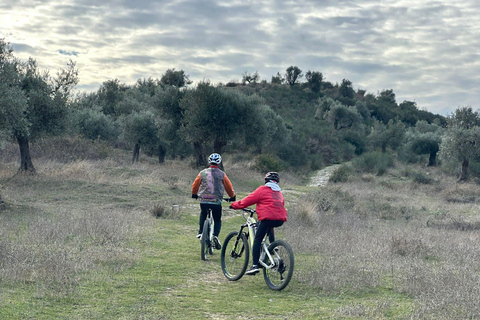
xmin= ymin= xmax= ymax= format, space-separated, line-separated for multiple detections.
xmin=263 ymin=240 xmax=294 ymax=291
xmin=220 ymin=231 xmax=249 ymax=281
xmin=201 ymin=219 xmax=211 ymax=261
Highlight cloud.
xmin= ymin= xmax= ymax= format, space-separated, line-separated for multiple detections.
xmin=2 ymin=0 xmax=480 ymax=115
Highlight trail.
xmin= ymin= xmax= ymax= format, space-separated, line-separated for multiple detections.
xmin=307 ymin=164 xmax=341 ymax=187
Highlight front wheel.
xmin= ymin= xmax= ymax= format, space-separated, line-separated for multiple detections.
xmin=201 ymin=219 xmax=211 ymax=261
xmin=263 ymin=240 xmax=294 ymax=291
xmin=221 ymin=231 xmax=249 ymax=281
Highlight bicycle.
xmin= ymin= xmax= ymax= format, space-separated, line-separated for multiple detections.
xmin=199 ymin=198 xmax=231 ymax=261
xmin=220 ymin=207 xmax=294 ymax=291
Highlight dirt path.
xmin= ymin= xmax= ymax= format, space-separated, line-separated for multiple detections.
xmin=307 ymin=164 xmax=341 ymax=187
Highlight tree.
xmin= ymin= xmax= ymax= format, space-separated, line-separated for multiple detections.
xmin=339 ymin=79 xmax=355 ymax=99
xmin=160 ymin=68 xmax=192 ymax=87
xmin=241 ymin=71 xmax=260 ymax=85
xmin=271 ymin=72 xmax=284 ymax=84
xmin=180 ymin=82 xmax=254 ymax=166
xmin=326 ymin=104 xmax=362 ymax=131
xmin=120 ymin=111 xmax=159 ymax=163
xmin=97 ymin=79 xmax=128 ymax=116
xmin=285 ymin=66 xmax=303 ymax=86
xmin=305 ymin=71 xmax=323 ymax=93
xmin=406 ymin=120 xmax=443 ymax=166
xmin=369 ymin=89 xmax=397 ymax=124
xmin=439 ymin=107 xmax=480 ymax=181
xmin=0 ymin=39 xmax=78 ymax=173
xmin=369 ymin=118 xmax=406 ymax=153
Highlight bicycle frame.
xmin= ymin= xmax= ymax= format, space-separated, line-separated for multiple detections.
xmin=206 ymin=209 xmax=214 ymax=244
xmin=240 ymin=208 xmax=276 ymax=271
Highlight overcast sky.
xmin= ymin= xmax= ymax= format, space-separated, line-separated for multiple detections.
xmin=2 ymin=0 xmax=479 ymax=115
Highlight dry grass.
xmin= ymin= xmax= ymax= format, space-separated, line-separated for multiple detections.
xmin=286 ymin=164 xmax=480 ymax=319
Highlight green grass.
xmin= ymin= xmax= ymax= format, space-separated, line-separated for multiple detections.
xmin=0 ymin=159 xmax=413 ymax=319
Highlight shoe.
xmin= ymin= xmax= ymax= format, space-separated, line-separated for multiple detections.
xmin=196 ymin=233 xmax=202 ymax=239
xmin=246 ymin=265 xmax=260 ymax=275
xmin=213 ymin=236 xmax=222 ymax=250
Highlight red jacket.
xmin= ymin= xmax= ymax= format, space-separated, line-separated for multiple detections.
xmin=231 ymin=185 xmax=287 ymax=221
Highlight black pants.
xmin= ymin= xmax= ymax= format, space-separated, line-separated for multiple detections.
xmin=252 ymin=220 xmax=284 ymax=266
xmin=198 ymin=203 xmax=222 ymax=237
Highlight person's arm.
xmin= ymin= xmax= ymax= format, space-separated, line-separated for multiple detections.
xmin=230 ymin=187 xmax=262 ymax=209
xmin=223 ymin=174 xmax=235 ymax=198
xmin=191 ymin=173 xmax=201 ymax=195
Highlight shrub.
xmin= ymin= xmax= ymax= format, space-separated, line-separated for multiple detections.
xmin=254 ymin=154 xmax=284 ymax=173
xmin=351 ymin=151 xmax=394 ymax=175
xmin=150 ymin=202 xmax=180 ymax=219
xmin=329 ymin=164 xmax=353 ymax=183
xmin=73 ymin=108 xmax=118 ymax=141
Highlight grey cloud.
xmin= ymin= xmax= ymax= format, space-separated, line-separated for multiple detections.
xmin=2 ymin=0 xmax=480 ymax=114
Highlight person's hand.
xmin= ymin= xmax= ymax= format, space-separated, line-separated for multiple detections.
xmin=229 ymin=196 xmax=236 ymax=202
xmin=192 ymin=194 xmax=198 ymax=199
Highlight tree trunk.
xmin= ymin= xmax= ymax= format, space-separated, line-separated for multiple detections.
xmin=17 ymin=135 xmax=35 ymax=174
xmin=214 ymin=139 xmax=227 ymax=170
xmin=158 ymin=144 xmax=166 ymax=164
xmin=459 ymin=159 xmax=469 ymax=182
xmin=194 ymin=141 xmax=207 ymax=167
xmin=132 ymin=143 xmax=140 ymax=164
xmin=428 ymin=152 xmax=437 ymax=166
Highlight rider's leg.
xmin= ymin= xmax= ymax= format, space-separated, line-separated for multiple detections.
xmin=210 ymin=204 xmax=222 ymax=237
xmin=267 ymin=227 xmax=275 ymax=243
xmin=198 ymin=204 xmax=209 ymax=234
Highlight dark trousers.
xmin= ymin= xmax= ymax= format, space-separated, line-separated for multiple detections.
xmin=198 ymin=203 xmax=222 ymax=237
xmin=252 ymin=220 xmax=284 ymax=266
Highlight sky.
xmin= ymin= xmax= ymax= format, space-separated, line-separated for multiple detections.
xmin=1 ymin=0 xmax=480 ymax=116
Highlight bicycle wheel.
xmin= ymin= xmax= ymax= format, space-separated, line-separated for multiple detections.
xmin=220 ymin=231 xmax=249 ymax=281
xmin=263 ymin=240 xmax=294 ymax=291
xmin=201 ymin=219 xmax=211 ymax=261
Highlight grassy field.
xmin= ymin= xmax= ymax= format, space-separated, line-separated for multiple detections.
xmin=1 ymin=146 xmax=480 ymax=319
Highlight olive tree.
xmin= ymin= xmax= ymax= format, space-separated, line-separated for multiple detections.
xmin=368 ymin=118 xmax=406 ymax=153
xmin=0 ymin=39 xmax=78 ymax=173
xmin=439 ymin=107 xmax=480 ymax=181
xmin=285 ymin=66 xmax=303 ymax=87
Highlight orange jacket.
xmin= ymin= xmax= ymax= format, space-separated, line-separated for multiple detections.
xmin=192 ymin=165 xmax=235 ymax=205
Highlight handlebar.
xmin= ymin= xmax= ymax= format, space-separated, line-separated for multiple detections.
xmin=229 ymin=207 xmax=256 ymax=218
xmin=192 ymin=195 xmax=235 ymax=202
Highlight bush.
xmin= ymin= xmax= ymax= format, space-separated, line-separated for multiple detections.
xmin=73 ymin=109 xmax=118 ymax=141
xmin=254 ymin=154 xmax=284 ymax=173
xmin=329 ymin=164 xmax=353 ymax=183
xmin=351 ymin=151 xmax=394 ymax=176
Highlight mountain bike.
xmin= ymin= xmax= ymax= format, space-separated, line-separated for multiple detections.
xmin=199 ymin=198 xmax=232 ymax=261
xmin=220 ymin=208 xmax=294 ymax=291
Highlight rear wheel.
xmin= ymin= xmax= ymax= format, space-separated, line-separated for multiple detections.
xmin=263 ymin=240 xmax=294 ymax=290
xmin=201 ymin=219 xmax=211 ymax=261
xmin=221 ymin=231 xmax=249 ymax=281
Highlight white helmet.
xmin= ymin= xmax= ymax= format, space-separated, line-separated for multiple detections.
xmin=208 ymin=153 xmax=222 ymax=165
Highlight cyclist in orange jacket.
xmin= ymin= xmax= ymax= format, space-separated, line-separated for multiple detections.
xmin=230 ymin=172 xmax=287 ymax=275
xmin=192 ymin=153 xmax=236 ymax=249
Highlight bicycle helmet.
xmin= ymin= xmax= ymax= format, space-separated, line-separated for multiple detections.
xmin=264 ymin=172 xmax=280 ymax=183
xmin=208 ymin=153 xmax=222 ymax=165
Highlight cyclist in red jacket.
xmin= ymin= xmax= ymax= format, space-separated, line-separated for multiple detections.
xmin=192 ymin=153 xmax=236 ymax=249
xmin=230 ymin=172 xmax=287 ymax=275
